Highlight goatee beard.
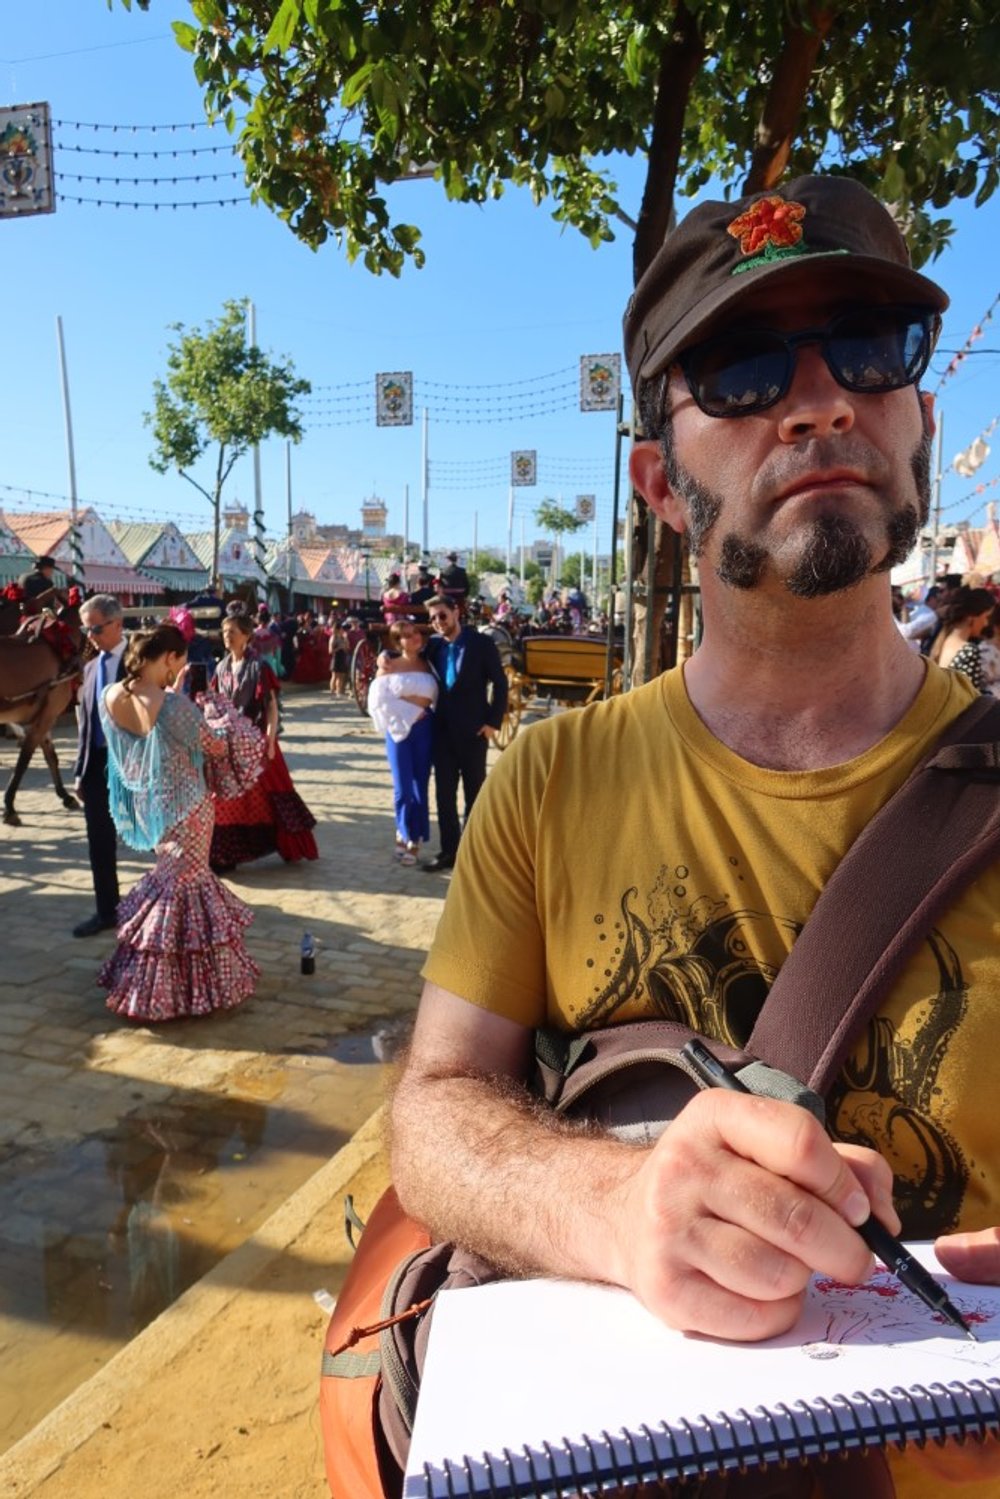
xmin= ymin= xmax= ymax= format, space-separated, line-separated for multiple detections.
xmin=666 ymin=424 xmax=932 ymax=598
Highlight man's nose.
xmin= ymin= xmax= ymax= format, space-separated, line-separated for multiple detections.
xmin=776 ymin=342 xmax=855 ymax=442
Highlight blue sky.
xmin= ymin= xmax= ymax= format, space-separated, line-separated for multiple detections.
xmin=2 ymin=4 xmax=998 ymax=559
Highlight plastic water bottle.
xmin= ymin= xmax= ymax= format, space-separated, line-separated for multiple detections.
xmin=300 ymin=931 xmax=316 ymax=976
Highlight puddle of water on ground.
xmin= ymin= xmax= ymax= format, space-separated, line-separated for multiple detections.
xmin=0 ymin=1050 xmax=387 ymax=1452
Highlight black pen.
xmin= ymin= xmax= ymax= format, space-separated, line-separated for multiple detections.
xmin=681 ymin=1038 xmax=977 ymax=1341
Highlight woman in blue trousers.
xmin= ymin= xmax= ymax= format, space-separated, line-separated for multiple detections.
xmin=367 ymin=621 xmax=439 ymax=864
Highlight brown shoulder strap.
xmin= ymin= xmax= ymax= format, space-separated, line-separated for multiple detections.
xmin=748 ymin=694 xmax=1000 ymax=1094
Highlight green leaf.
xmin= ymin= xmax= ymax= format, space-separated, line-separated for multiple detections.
xmin=341 ymin=62 xmax=374 ymax=109
xmin=263 ymin=0 xmax=301 ymax=54
xmin=881 ymin=157 xmax=906 ymax=203
xmin=171 ymin=20 xmax=199 ymax=52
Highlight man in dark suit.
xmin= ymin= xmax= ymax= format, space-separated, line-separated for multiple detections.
xmin=436 ymin=552 xmax=470 ymax=610
xmin=422 ymin=595 xmax=507 ymax=872
xmin=73 ymin=594 xmax=127 ymax=937
xmin=409 ymin=564 xmax=436 ymax=608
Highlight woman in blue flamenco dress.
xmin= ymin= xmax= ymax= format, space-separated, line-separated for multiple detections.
xmin=98 ymin=622 xmax=265 ymax=1022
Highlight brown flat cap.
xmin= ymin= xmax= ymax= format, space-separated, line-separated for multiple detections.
xmin=623 ymin=175 xmax=949 ymax=394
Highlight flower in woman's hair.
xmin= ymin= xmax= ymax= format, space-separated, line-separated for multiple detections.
xmin=169 ymin=606 xmax=196 ymax=643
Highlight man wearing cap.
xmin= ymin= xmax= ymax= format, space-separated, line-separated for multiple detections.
xmin=437 ymin=551 xmax=470 ymax=610
xmin=390 ymin=176 xmax=1000 ymax=1488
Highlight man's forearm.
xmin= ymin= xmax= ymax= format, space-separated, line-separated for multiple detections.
xmin=391 ymin=1069 xmax=640 ymax=1285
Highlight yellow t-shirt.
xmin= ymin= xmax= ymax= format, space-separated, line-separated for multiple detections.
xmin=427 ymin=660 xmax=1000 ymax=1236
xmin=424 ymin=662 xmax=1000 ymax=1498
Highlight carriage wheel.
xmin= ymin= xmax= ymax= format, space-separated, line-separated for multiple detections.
xmin=495 ymin=667 xmax=523 ymax=750
xmin=350 ymin=637 xmax=377 ymax=716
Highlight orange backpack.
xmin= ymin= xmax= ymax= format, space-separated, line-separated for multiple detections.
xmin=319 ymin=1188 xmax=430 ymax=1499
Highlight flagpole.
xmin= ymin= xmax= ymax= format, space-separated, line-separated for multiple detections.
xmin=247 ymin=301 xmax=266 ymax=597
xmin=421 ymin=407 xmax=429 ymax=555
xmin=927 ymin=410 xmax=944 ymax=588
xmin=285 ymin=440 xmax=293 ymax=604
xmin=592 ymin=508 xmax=598 ymax=601
xmin=55 ymin=316 xmax=84 ymax=587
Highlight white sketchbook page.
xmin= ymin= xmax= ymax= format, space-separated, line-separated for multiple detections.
xmin=404 ymin=1244 xmax=1000 ymax=1495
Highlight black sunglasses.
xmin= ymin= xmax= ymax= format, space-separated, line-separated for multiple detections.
xmin=678 ymin=306 xmax=938 ymax=419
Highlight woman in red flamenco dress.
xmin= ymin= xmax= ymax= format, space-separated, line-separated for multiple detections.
xmin=210 ymin=612 xmax=319 ymax=871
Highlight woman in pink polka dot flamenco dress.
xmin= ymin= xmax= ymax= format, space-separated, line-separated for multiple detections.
xmin=97 ymin=622 xmax=265 ymax=1022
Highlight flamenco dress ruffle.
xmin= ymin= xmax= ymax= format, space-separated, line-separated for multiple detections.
xmin=99 ymin=797 xmax=259 ymax=1022
xmin=210 ymin=741 xmax=318 ymax=867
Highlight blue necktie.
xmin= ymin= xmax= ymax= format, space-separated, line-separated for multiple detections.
xmin=444 ymin=640 xmax=458 ymax=689
xmin=93 ymin=652 xmax=111 ymax=748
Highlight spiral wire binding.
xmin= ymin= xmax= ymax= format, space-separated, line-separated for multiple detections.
xmin=415 ymin=1378 xmax=1000 ymax=1496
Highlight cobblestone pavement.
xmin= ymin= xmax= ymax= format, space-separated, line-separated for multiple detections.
xmin=0 ymin=686 xmax=482 ymax=1447
xmin=0 ymin=688 xmax=452 ymax=1150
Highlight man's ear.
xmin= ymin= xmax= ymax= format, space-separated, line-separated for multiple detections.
xmin=919 ymin=389 xmax=936 ymax=439
xmin=629 ymin=441 xmax=688 ymax=534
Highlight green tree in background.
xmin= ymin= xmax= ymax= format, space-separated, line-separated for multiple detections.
xmin=117 ymin=1 xmax=999 ymax=281
xmin=534 ymin=499 xmax=586 ymax=587
xmin=560 ymin=552 xmax=590 ymax=591
xmin=146 ymin=300 xmax=311 ymax=582
xmin=118 ymin=0 xmax=1000 ymax=674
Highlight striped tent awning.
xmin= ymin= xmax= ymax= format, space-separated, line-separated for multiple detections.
xmin=140 ymin=566 xmax=211 ymax=593
xmin=285 ymin=578 xmax=368 ymax=600
xmin=78 ymin=565 xmax=166 ymax=595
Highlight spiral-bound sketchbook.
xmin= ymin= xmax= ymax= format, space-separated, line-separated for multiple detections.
xmin=403 ymin=1245 xmax=1000 ymax=1498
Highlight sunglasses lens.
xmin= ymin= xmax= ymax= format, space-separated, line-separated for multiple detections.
xmin=683 ymin=308 xmax=931 ymax=417
xmin=828 ymin=309 xmax=929 ymax=392
xmin=684 ymin=331 xmax=789 ymax=417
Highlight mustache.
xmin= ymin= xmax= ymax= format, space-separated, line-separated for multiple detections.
xmin=754 ymin=437 xmax=891 ymax=503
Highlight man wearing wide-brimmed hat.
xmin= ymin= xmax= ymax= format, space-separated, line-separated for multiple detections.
xmin=386 ymin=178 xmax=1000 ymax=1490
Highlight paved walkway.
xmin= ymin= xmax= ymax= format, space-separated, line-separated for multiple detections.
xmin=0 ymin=686 xmax=476 ymax=1463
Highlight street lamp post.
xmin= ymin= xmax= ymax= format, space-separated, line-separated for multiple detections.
xmin=360 ymin=546 xmax=372 ymax=603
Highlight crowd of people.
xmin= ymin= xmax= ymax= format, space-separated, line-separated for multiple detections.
xmin=60 ymin=555 xmax=510 ymax=1019
xmin=893 ymin=574 xmax=1000 ymax=692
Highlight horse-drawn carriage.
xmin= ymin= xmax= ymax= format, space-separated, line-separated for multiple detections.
xmin=489 ymin=628 xmax=624 ymax=749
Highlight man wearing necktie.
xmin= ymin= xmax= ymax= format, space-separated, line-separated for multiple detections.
xmin=422 ymin=595 xmax=507 ymax=872
xmin=72 ymin=595 xmax=127 ymax=937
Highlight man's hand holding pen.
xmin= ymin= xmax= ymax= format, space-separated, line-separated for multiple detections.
xmin=608 ymin=1084 xmax=899 ymax=1342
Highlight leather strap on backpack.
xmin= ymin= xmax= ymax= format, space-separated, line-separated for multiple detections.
xmin=748 ymin=693 xmax=1000 ymax=1093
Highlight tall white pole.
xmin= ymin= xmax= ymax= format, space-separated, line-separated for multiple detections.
xmin=247 ymin=301 xmax=265 ymax=594
xmin=285 ymin=441 xmax=293 ymax=599
xmin=473 ymin=510 xmax=478 ymax=569
xmin=55 ymin=316 xmax=84 ymax=586
xmin=592 ymin=509 xmax=598 ymax=601
xmin=520 ymin=517 xmax=526 ymax=589
xmin=927 ymin=410 xmax=944 ymax=589
xmin=403 ymin=482 xmax=410 ymax=567
xmin=421 ymin=407 xmax=429 ymax=554
xmin=506 ymin=486 xmax=514 ymax=571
